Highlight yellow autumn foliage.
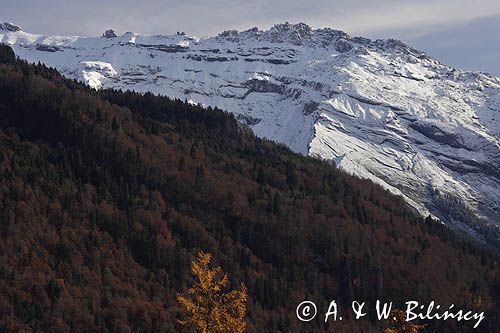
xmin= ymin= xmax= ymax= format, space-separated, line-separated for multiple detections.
xmin=177 ymin=252 xmax=248 ymax=333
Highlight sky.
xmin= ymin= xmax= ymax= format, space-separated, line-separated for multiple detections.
xmin=2 ymin=0 xmax=500 ymax=75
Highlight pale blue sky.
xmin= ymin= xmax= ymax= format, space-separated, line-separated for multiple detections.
xmin=2 ymin=0 xmax=500 ymax=74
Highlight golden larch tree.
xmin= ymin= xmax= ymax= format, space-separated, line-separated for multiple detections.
xmin=177 ymin=251 xmax=248 ymax=333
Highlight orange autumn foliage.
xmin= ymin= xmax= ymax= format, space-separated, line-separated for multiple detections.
xmin=177 ymin=252 xmax=247 ymax=333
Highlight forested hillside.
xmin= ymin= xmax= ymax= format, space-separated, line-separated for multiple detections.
xmin=0 ymin=45 xmax=499 ymax=332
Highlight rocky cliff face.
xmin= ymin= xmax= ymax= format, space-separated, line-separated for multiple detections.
xmin=2 ymin=21 xmax=499 ymax=243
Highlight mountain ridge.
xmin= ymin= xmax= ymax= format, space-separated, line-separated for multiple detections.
xmin=2 ymin=20 xmax=499 ymax=245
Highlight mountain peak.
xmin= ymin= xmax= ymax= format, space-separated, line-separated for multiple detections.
xmin=217 ymin=22 xmax=337 ymax=46
xmin=0 ymin=22 xmax=22 ymax=32
xmin=215 ymin=22 xmax=371 ymax=51
xmin=103 ymin=29 xmax=118 ymax=38
xmin=266 ymin=22 xmax=312 ymax=45
xmin=270 ymin=22 xmax=312 ymax=35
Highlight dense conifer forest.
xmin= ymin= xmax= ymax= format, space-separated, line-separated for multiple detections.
xmin=0 ymin=45 xmax=499 ymax=332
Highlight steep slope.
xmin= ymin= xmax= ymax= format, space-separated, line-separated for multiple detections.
xmin=1 ymin=21 xmax=500 ymax=243
xmin=1 ymin=46 xmax=500 ymax=333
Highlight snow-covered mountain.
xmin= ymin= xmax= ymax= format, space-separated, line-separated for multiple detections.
xmin=2 ymin=21 xmax=499 ymax=243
